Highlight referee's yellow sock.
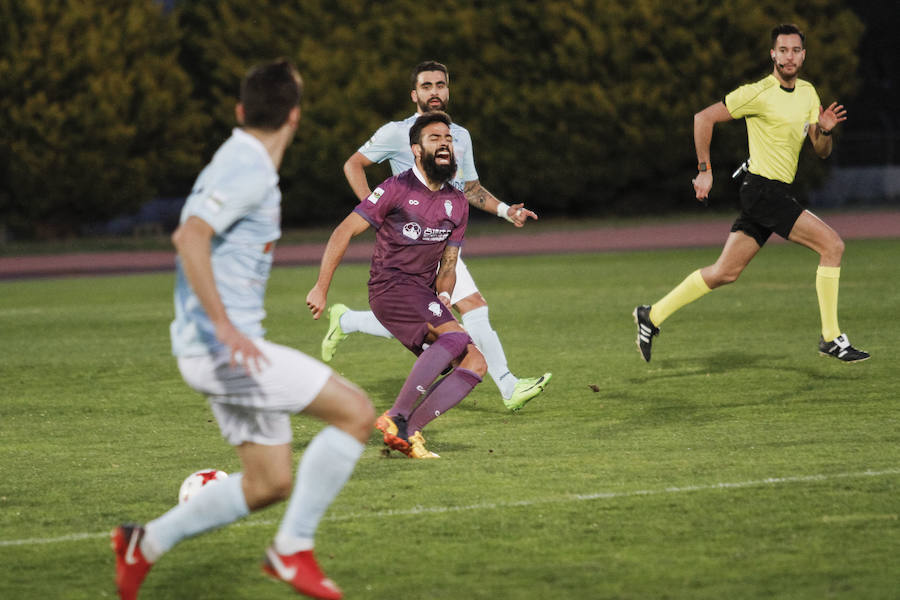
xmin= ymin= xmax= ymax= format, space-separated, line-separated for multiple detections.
xmin=649 ymin=269 xmax=712 ymax=326
xmin=816 ymin=265 xmax=841 ymax=342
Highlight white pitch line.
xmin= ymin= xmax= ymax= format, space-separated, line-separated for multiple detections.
xmin=2 ymin=467 xmax=898 ymax=548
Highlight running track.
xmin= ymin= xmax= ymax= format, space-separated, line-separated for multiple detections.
xmin=2 ymin=210 xmax=899 ymax=280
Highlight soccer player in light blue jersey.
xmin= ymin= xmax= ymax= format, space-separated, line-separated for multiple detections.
xmin=111 ymin=59 xmax=374 ymax=600
xmin=326 ymin=60 xmax=551 ymax=411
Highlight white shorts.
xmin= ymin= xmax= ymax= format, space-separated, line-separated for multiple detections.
xmin=450 ymin=255 xmax=479 ymax=305
xmin=177 ymin=339 xmax=332 ymax=446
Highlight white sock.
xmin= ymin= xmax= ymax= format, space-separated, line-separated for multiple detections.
xmin=340 ymin=309 xmax=393 ymax=338
xmin=142 ymin=472 xmax=249 ymax=562
xmin=461 ymin=306 xmax=517 ymax=399
xmin=274 ymin=426 xmax=364 ymax=554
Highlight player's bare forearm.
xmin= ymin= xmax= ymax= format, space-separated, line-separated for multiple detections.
xmin=343 ymin=152 xmax=375 ymax=200
xmin=308 ymin=227 xmax=352 ymax=312
xmin=307 ymin=213 xmax=369 ymax=318
xmin=464 ymin=180 xmax=499 ymax=213
xmin=435 ymin=245 xmax=459 ymax=300
xmin=464 ymin=180 xmax=537 ymax=227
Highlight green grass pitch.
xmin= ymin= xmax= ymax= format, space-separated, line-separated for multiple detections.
xmin=1 ymin=239 xmax=898 ymax=599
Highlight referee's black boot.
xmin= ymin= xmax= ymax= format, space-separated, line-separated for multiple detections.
xmin=818 ymin=333 xmax=870 ymax=363
xmin=633 ymin=305 xmax=660 ymax=362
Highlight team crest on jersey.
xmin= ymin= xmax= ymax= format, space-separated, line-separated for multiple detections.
xmin=444 ymin=199 xmax=453 ymax=218
xmin=402 ymin=222 xmax=422 ymax=240
xmin=367 ymin=187 xmax=385 ymax=204
xmin=428 ymin=301 xmax=443 ymax=317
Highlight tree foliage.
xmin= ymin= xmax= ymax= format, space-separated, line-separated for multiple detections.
xmin=0 ymin=0 xmax=206 ymax=238
xmin=177 ymin=0 xmax=864 ymax=223
xmin=1 ymin=0 xmax=863 ymax=237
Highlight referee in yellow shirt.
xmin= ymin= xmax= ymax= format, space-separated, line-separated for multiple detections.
xmin=634 ymin=23 xmax=869 ymax=363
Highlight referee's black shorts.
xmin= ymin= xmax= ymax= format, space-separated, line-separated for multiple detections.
xmin=731 ymin=172 xmax=805 ymax=247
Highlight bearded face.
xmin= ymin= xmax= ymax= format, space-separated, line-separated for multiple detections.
xmin=421 ymin=144 xmax=457 ymax=184
xmin=771 ymin=34 xmax=805 ymax=82
xmin=416 ymin=93 xmax=447 ymax=113
xmin=413 ymin=70 xmax=449 ymax=114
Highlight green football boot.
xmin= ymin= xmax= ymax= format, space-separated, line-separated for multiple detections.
xmin=321 ymin=303 xmax=349 ymax=362
xmin=503 ymin=372 xmax=552 ymax=411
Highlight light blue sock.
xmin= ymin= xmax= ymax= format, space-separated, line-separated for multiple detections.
xmin=340 ymin=309 xmax=393 ymax=338
xmin=461 ymin=306 xmax=516 ymax=399
xmin=142 ymin=473 xmax=249 ymax=562
xmin=274 ymin=426 xmax=364 ymax=555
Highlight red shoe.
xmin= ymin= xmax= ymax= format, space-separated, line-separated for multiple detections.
xmin=110 ymin=524 xmax=153 ymax=600
xmin=262 ymin=546 xmax=343 ymax=599
xmin=374 ymin=411 xmax=411 ymax=455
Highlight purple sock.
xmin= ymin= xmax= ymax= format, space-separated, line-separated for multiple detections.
xmin=408 ymin=368 xmax=482 ymax=434
xmin=390 ymin=331 xmax=470 ymax=418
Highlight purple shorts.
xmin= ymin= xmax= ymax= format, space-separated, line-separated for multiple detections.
xmin=369 ymin=278 xmax=458 ymax=354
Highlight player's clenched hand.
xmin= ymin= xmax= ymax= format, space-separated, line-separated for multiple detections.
xmin=306 ymin=286 xmax=327 ymax=320
xmin=508 ymin=203 xmax=538 ymax=227
xmin=692 ymin=171 xmax=713 ymax=202
xmin=216 ymin=321 xmax=269 ymax=373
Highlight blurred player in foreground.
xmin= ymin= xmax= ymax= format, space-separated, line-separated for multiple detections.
xmin=323 ymin=60 xmax=551 ymax=411
xmin=634 ymin=24 xmax=869 ymax=364
xmin=307 ymin=111 xmax=486 ymax=459
xmin=111 ymin=59 xmax=374 ymax=600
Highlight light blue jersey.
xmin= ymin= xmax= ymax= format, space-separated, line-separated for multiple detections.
xmin=171 ymin=128 xmax=281 ymax=357
xmin=358 ymin=113 xmax=478 ymax=191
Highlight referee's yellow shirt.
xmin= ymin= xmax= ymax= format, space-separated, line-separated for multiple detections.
xmin=725 ymin=74 xmax=820 ymax=184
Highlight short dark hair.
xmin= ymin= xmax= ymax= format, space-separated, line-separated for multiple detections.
xmin=409 ymin=111 xmax=452 ymax=146
xmin=771 ymin=23 xmax=805 ymax=47
xmin=240 ymin=58 xmax=303 ymax=130
xmin=410 ymin=60 xmax=449 ymax=90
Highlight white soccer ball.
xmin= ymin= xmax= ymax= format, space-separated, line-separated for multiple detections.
xmin=178 ymin=469 xmax=228 ymax=504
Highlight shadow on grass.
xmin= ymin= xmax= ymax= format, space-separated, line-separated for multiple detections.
xmin=628 ymin=350 xmax=864 ymax=384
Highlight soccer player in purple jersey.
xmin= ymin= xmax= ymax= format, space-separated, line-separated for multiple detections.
xmin=326 ymin=61 xmax=551 ymax=412
xmin=307 ymin=111 xmax=487 ymax=459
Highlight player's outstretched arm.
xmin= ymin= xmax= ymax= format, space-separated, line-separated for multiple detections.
xmin=172 ymin=216 xmax=268 ymax=372
xmin=343 ymin=152 xmax=377 ymax=201
xmin=307 ymin=212 xmax=370 ymax=319
xmin=463 ymin=179 xmax=537 ymax=227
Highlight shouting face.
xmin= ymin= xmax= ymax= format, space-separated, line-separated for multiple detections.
xmin=415 ymin=121 xmax=457 ymax=185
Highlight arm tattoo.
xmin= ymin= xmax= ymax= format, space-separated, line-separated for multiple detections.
xmin=438 ymin=245 xmax=459 ymax=277
xmin=464 ymin=181 xmax=488 ymax=209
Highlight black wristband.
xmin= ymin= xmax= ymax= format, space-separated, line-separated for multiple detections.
xmin=820 ymin=128 xmax=832 ymax=136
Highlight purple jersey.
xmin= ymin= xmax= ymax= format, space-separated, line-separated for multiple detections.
xmin=354 ymin=168 xmax=468 ymax=298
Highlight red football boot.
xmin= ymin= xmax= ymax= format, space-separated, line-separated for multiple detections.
xmin=262 ymin=546 xmax=342 ymax=599
xmin=110 ymin=524 xmax=153 ymax=600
